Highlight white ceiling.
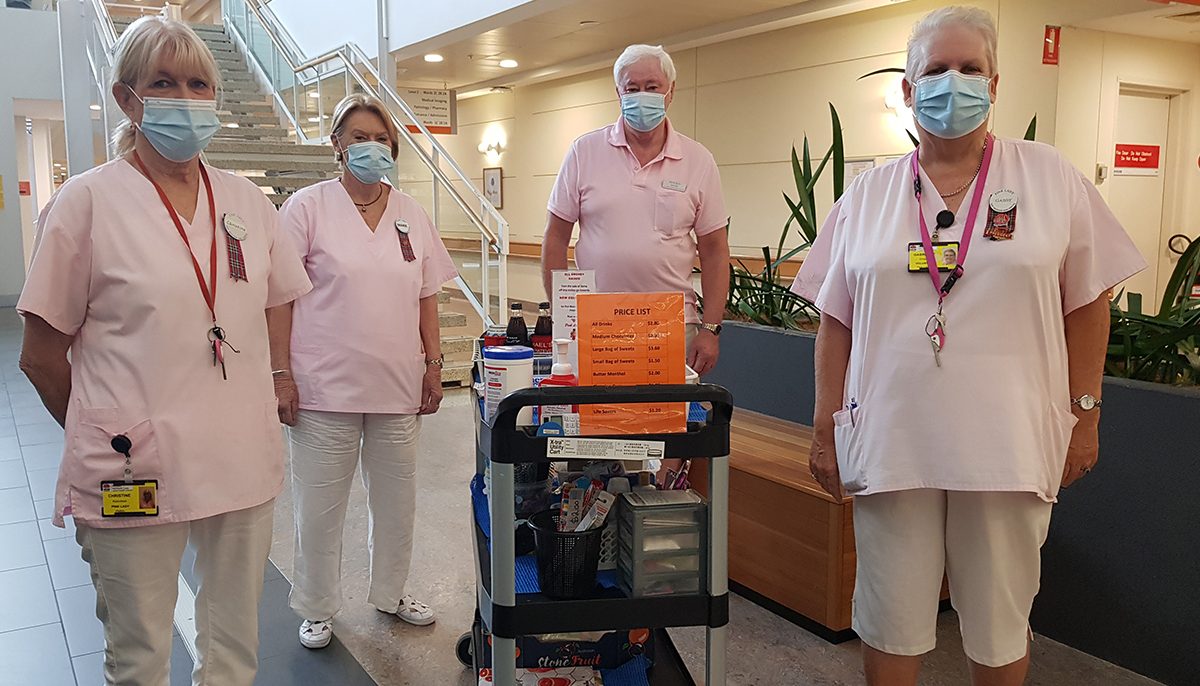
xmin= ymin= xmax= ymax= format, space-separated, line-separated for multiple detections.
xmin=391 ymin=0 xmax=916 ymax=93
xmin=1081 ymin=2 xmax=1200 ymax=44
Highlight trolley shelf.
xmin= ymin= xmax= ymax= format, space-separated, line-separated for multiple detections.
xmin=474 ymin=520 xmax=728 ymax=637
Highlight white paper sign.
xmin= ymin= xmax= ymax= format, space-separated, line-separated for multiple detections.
xmin=546 ymin=437 xmax=666 ymax=461
xmin=552 ymin=269 xmax=597 ymax=341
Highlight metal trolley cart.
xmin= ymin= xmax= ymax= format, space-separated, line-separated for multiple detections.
xmin=458 ymin=384 xmax=734 ymax=685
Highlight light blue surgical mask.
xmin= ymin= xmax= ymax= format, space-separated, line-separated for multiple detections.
xmin=343 ymin=141 xmax=394 ymax=184
xmin=131 ymin=91 xmax=221 ymax=162
xmin=620 ymin=92 xmax=667 ymax=132
xmin=913 ymin=70 xmax=993 ymax=140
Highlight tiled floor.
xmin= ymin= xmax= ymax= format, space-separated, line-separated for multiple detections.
xmin=0 ymin=306 xmax=1171 ymax=685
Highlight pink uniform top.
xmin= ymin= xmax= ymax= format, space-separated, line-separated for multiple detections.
xmin=17 ymin=159 xmax=312 ymax=528
xmin=548 ymin=119 xmax=729 ymax=324
xmin=280 ymin=180 xmax=459 ymax=414
xmin=792 ymin=139 xmax=1146 ymax=502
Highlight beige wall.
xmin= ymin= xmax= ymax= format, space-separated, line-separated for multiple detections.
xmin=1056 ymin=28 xmax=1200 ymax=306
xmin=416 ymin=0 xmax=1185 ymax=303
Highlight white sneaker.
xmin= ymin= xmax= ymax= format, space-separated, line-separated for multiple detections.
xmin=299 ymin=618 xmax=333 ymax=649
xmin=382 ymin=595 xmax=436 ymax=626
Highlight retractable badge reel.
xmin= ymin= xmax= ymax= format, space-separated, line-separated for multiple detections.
xmin=100 ymin=434 xmax=159 ymax=517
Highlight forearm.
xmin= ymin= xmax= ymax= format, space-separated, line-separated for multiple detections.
xmin=1064 ymin=292 xmax=1111 ymax=420
xmin=419 ymin=294 xmax=441 ymax=360
xmin=541 ymin=215 xmax=573 ymax=299
xmin=697 ymin=230 xmax=730 ymax=325
xmin=813 ymin=314 xmax=852 ymax=428
xmin=265 ymin=302 xmax=294 ymax=374
xmin=18 ymin=316 xmax=74 ymax=428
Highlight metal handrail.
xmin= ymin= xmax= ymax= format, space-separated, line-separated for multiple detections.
xmin=86 ymin=0 xmax=118 ymax=49
xmin=234 ymin=0 xmax=506 ymax=251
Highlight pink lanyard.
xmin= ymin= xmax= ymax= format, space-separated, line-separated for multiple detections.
xmin=911 ymin=133 xmax=994 ymax=306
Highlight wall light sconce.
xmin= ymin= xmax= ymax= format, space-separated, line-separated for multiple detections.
xmin=884 ymin=81 xmax=917 ymax=141
xmin=477 ymin=141 xmax=505 ymax=156
xmin=478 ymin=123 xmax=508 ymax=164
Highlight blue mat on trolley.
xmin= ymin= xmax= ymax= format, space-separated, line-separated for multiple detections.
xmin=472 ymin=475 xmax=654 ymax=685
xmin=471 ymin=475 xmax=621 ymax=594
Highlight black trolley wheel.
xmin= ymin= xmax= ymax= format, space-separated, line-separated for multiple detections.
xmin=455 ymin=631 xmax=473 ymax=668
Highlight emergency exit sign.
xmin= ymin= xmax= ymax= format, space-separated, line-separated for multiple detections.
xmin=1114 ymin=144 xmax=1161 ymax=176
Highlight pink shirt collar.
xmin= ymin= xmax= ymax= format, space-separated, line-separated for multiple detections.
xmin=606 ymin=117 xmax=684 ymax=161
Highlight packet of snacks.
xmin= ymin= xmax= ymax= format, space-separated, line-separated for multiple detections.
xmin=479 ymin=667 xmax=603 ymax=685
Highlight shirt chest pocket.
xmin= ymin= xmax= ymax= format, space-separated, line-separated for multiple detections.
xmin=653 ymin=188 xmax=694 ymax=238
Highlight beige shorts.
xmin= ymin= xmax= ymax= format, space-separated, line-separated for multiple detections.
xmin=852 ymin=489 xmax=1053 ymax=667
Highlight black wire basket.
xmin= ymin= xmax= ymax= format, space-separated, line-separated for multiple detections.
xmin=527 ymin=509 xmax=604 ymax=599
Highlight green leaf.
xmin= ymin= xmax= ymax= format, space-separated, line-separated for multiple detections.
xmin=857 ymin=67 xmax=906 ymax=80
xmin=830 ymin=103 xmax=845 ymax=201
xmin=1023 ymin=115 xmax=1037 ymax=142
xmin=1127 ymin=292 xmax=1143 ymax=316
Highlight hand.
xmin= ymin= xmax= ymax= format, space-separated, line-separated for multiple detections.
xmin=809 ymin=424 xmax=844 ymax=499
xmin=419 ymin=366 xmax=443 ymax=415
xmin=1061 ymin=415 xmax=1099 ymax=488
xmin=273 ymin=372 xmax=299 ymax=426
xmin=688 ymin=329 xmax=720 ymax=376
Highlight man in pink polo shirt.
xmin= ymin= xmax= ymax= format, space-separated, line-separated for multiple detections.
xmin=542 ymin=44 xmax=730 ymax=374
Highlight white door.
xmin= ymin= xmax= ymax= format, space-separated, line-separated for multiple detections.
xmin=1107 ymin=92 xmax=1171 ymax=310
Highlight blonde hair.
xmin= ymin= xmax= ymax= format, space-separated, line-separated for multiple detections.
xmin=330 ymin=94 xmax=401 ymax=162
xmin=906 ymin=6 xmax=998 ymax=81
xmin=110 ymin=17 xmax=222 ymax=156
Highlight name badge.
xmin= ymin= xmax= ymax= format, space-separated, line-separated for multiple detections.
xmin=661 ymin=180 xmax=687 ymax=193
xmin=908 ymin=241 xmax=961 ymax=272
xmin=223 ymin=213 xmax=248 ymax=241
xmin=101 ymin=480 xmax=159 ymax=517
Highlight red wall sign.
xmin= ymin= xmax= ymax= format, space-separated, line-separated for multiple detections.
xmin=1043 ymin=25 xmax=1061 ymax=65
xmin=1114 ymin=144 xmax=1161 ymax=176
xmin=18 ymin=181 xmax=30 ymax=196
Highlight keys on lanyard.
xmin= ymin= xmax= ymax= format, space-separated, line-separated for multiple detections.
xmin=208 ymin=326 xmax=240 ymax=381
xmin=926 ymin=308 xmax=947 ymax=368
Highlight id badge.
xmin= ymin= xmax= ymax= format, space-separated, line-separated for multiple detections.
xmin=101 ymin=480 xmax=159 ymax=517
xmin=908 ymin=241 xmax=960 ymax=272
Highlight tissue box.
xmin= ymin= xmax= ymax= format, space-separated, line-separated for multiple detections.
xmin=478 ymin=667 xmax=602 ymax=685
xmin=479 ymin=629 xmax=653 ymax=670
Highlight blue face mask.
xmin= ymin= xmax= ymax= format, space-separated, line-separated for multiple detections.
xmin=620 ymin=92 xmax=667 ymax=132
xmin=132 ymin=92 xmax=221 ymax=162
xmin=343 ymin=142 xmax=394 ymax=184
xmin=913 ymin=70 xmax=993 ymax=140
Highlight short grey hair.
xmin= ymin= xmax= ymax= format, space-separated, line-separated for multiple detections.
xmin=905 ymin=6 xmax=998 ymax=81
xmin=613 ymin=44 xmax=676 ymax=86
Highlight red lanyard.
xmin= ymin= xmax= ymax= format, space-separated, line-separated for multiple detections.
xmin=911 ymin=133 xmax=994 ymax=306
xmin=131 ymin=151 xmax=219 ymax=324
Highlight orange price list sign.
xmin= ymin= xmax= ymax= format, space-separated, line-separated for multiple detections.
xmin=576 ymin=292 xmax=687 ymax=435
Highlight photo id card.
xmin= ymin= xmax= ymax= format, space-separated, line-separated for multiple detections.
xmin=101 ymin=480 xmax=159 ymax=517
xmin=908 ymin=241 xmax=961 ymax=273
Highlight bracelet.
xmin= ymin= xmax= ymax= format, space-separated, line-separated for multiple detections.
xmin=271 ymin=369 xmax=291 ymax=376
xmin=426 ymin=355 xmax=444 ymax=368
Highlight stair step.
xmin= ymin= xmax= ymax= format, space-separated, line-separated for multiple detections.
xmin=440 ymin=362 xmax=474 ymax=388
xmin=441 ymin=335 xmax=474 ymax=356
xmin=214 ymin=129 xmax=289 ymax=140
xmin=440 ymin=312 xmax=468 ymax=328
xmin=208 ymin=140 xmax=332 ymax=156
xmin=220 ymin=113 xmax=279 ymax=126
xmin=438 ymin=291 xmax=452 ymax=304
xmin=205 ymin=156 xmax=339 ymax=174
xmin=243 ymin=174 xmax=329 ymax=190
xmin=220 ymin=102 xmax=275 ymax=114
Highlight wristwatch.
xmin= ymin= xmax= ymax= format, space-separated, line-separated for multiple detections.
xmin=1071 ymin=394 xmax=1102 ymax=411
xmin=426 ymin=355 xmax=445 ymax=369
xmin=700 ymin=323 xmax=723 ymax=337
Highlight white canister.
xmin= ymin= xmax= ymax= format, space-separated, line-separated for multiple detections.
xmin=483 ymin=345 xmax=534 ymax=425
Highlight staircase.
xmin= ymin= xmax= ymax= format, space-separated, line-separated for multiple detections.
xmin=115 ymin=20 xmax=477 ymax=385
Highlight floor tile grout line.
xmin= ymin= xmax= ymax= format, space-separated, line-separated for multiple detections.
xmin=0 ymin=619 xmax=64 ymax=636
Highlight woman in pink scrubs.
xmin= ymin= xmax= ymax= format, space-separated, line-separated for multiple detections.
xmin=793 ymin=8 xmax=1146 ymax=686
xmin=16 ymin=17 xmax=311 ymax=686
xmin=278 ymin=94 xmax=458 ymax=649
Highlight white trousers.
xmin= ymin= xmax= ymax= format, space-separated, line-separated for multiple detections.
xmin=75 ymin=499 xmax=275 ymax=686
xmin=852 ymin=489 xmax=1053 ymax=668
xmin=288 ymin=410 xmax=421 ymax=620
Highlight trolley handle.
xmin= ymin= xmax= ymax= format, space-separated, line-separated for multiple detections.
xmin=492 ymin=382 xmax=732 ymax=437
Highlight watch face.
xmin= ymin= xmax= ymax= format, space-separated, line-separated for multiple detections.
xmin=1078 ymin=395 xmax=1096 ymax=411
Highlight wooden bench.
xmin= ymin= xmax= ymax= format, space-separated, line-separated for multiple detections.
xmin=693 ymin=410 xmax=856 ymax=640
xmin=694 ymin=409 xmax=949 ymax=641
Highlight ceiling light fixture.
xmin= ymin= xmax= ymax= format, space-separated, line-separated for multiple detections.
xmin=308 ymin=92 xmax=320 ymax=98
xmin=89 ymin=104 xmax=101 ymax=111
xmin=307 ymin=117 xmax=320 ymax=123
xmin=499 ymin=59 xmax=518 ymax=69
xmin=424 ymin=54 xmax=444 ymax=63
